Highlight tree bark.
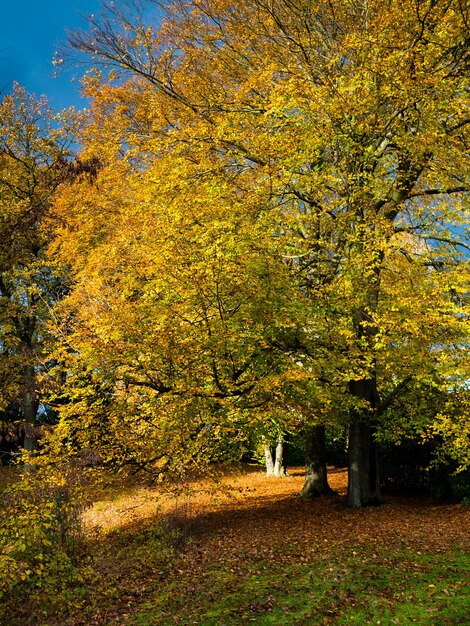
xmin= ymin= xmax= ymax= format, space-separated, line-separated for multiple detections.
xmin=264 ymin=441 xmax=275 ymax=476
xmin=347 ymin=379 xmax=382 ymax=507
xmin=300 ymin=424 xmax=334 ymax=498
xmin=22 ymin=364 xmax=39 ymax=454
xmin=273 ymin=436 xmax=287 ymax=477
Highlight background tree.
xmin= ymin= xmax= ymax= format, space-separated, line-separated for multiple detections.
xmin=0 ymin=84 xmax=75 ymax=454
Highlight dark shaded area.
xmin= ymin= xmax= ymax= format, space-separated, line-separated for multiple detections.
xmin=0 ymin=402 xmax=58 ymax=465
xmin=380 ymin=440 xmax=470 ymax=503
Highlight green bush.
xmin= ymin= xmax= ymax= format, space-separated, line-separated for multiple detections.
xmin=0 ymin=462 xmax=88 ymax=619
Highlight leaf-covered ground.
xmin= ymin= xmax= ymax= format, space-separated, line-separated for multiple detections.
xmin=4 ymin=466 xmax=470 ymax=625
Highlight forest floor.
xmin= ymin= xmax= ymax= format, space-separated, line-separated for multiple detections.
xmin=4 ymin=465 xmax=470 ymax=625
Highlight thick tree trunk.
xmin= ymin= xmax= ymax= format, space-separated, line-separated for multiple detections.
xmin=22 ymin=364 xmax=39 ymax=454
xmin=264 ymin=441 xmax=275 ymax=476
xmin=300 ymin=424 xmax=334 ymax=498
xmin=347 ymin=379 xmax=382 ymax=507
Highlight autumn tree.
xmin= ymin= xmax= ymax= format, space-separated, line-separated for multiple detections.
xmin=0 ymin=84 xmax=76 ymax=453
xmin=56 ymin=0 xmax=470 ymax=504
xmin=51 ymin=116 xmax=321 ymax=475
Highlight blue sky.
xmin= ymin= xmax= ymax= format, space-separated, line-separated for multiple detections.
xmin=0 ymin=1 xmax=102 ymax=110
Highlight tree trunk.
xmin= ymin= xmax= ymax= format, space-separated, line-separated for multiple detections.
xmin=347 ymin=379 xmax=382 ymax=507
xmin=22 ymin=364 xmax=39 ymax=454
xmin=273 ymin=436 xmax=287 ymax=477
xmin=264 ymin=441 xmax=275 ymax=476
xmin=300 ymin=424 xmax=334 ymax=498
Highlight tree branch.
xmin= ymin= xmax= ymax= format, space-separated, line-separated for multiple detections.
xmin=378 ymin=375 xmax=413 ymax=417
xmin=408 ymin=186 xmax=468 ymax=199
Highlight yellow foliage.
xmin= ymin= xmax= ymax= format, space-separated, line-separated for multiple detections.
xmin=47 ymin=0 xmax=470 ymax=474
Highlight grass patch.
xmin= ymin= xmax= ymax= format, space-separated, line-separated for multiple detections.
xmin=131 ymin=548 xmax=469 ymax=625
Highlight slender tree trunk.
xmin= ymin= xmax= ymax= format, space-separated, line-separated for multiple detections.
xmin=273 ymin=436 xmax=287 ymax=477
xmin=347 ymin=379 xmax=382 ymax=507
xmin=264 ymin=441 xmax=275 ymax=476
xmin=301 ymin=424 xmax=334 ymax=498
xmin=22 ymin=364 xmax=39 ymax=454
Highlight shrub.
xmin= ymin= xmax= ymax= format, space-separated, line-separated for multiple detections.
xmin=0 ymin=460 xmax=89 ymax=619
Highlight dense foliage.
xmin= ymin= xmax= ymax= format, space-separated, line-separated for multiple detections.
xmin=0 ymin=85 xmax=75 ymax=454
xmin=0 ymin=0 xmax=468 ymax=545
xmin=49 ymin=0 xmax=470 ymax=505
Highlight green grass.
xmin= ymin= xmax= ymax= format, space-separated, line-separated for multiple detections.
xmin=131 ymin=549 xmax=469 ymax=625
